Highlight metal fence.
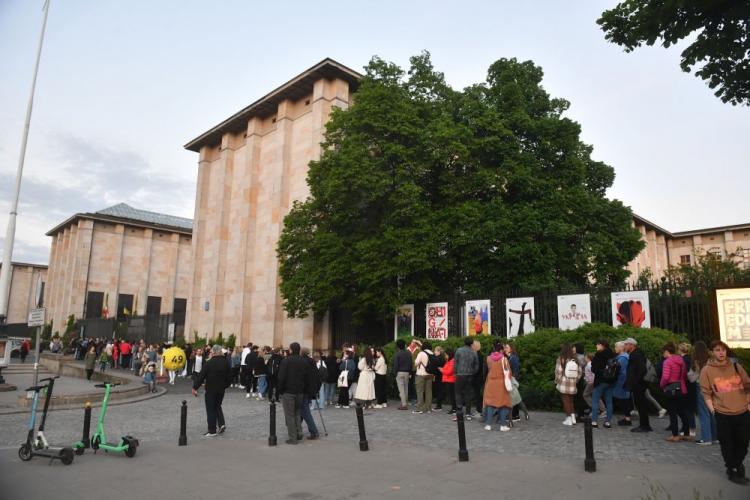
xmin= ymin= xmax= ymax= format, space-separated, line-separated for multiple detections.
xmin=331 ymin=278 xmax=750 ymax=347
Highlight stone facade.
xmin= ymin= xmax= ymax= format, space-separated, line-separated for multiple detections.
xmin=44 ymin=205 xmax=192 ymax=334
xmin=626 ymin=215 xmax=750 ymax=280
xmin=0 ymin=262 xmax=47 ymax=325
xmin=184 ymin=59 xmax=360 ymax=349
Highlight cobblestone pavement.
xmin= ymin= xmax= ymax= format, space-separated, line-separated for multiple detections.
xmin=0 ymin=373 xmax=726 ymax=469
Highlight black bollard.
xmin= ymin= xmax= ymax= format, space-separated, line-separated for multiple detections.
xmin=268 ymin=399 xmax=277 ymax=447
xmin=81 ymin=402 xmax=92 ymax=449
xmin=583 ymin=411 xmax=596 ymax=473
xmin=456 ymin=410 xmax=469 ymax=462
xmin=355 ymin=404 xmax=369 ymax=451
xmin=179 ymin=400 xmax=188 ymax=446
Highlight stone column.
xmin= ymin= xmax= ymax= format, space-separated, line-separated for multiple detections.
xmin=111 ymin=224 xmax=126 ymax=318
xmin=186 ymin=146 xmax=212 ymax=340
xmin=139 ymin=228 xmax=154 ymax=314
xmin=165 ymin=233 xmax=180 ymax=315
xmin=74 ymin=219 xmax=94 ymax=319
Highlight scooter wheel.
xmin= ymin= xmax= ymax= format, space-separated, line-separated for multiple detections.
xmin=18 ymin=444 xmax=32 ymax=461
xmin=124 ymin=446 xmax=137 ymax=458
xmin=74 ymin=446 xmax=85 ymax=456
xmin=60 ymin=448 xmax=74 ymax=465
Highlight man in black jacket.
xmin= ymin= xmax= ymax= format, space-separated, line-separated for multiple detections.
xmin=623 ymin=338 xmax=652 ymax=433
xmin=192 ymin=345 xmax=232 ymax=437
xmin=277 ymin=342 xmax=314 ymax=444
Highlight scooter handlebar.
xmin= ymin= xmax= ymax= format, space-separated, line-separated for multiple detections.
xmin=38 ymin=376 xmax=60 ymax=383
xmin=94 ymin=383 xmax=119 ymax=388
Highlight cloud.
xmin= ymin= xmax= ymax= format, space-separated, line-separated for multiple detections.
xmin=0 ymin=131 xmax=196 ymax=265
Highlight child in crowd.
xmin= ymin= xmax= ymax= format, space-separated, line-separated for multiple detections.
xmin=99 ymin=350 xmax=109 ymax=372
xmin=143 ymin=363 xmax=157 ymax=393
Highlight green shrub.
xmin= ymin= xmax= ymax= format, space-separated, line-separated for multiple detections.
xmin=226 ymin=334 xmax=236 ymax=349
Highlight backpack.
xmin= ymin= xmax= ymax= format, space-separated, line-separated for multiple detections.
xmin=268 ymin=356 xmax=282 ymax=376
xmin=424 ymin=352 xmax=439 ymax=375
xmin=601 ymin=358 xmax=620 ymax=383
xmin=643 ymin=359 xmax=657 ymax=383
xmin=317 ymin=362 xmax=328 ymax=385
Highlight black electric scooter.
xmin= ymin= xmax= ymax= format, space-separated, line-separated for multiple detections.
xmin=18 ymin=376 xmax=75 ymax=465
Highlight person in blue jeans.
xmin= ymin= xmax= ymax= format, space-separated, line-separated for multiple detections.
xmin=300 ymin=348 xmax=320 ymax=439
xmin=590 ymin=339 xmax=616 ymax=428
xmin=692 ymin=341 xmax=717 ymax=445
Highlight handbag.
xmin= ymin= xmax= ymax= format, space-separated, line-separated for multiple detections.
xmin=664 ymin=381 xmax=682 ymax=398
xmin=687 ymin=367 xmax=700 ymax=383
xmin=337 ymin=367 xmax=349 ymax=388
xmin=502 ymin=358 xmax=513 ymax=391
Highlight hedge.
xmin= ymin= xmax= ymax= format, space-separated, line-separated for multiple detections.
xmin=374 ymin=322 xmax=749 ymax=411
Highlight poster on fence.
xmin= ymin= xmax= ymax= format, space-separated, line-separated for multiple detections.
xmin=506 ymin=297 xmax=535 ymax=337
xmin=611 ymin=290 xmax=650 ymax=328
xmin=426 ymin=302 xmax=449 ymax=340
xmin=394 ymin=304 xmax=415 ymax=340
xmin=715 ymin=287 xmax=750 ymax=349
xmin=558 ymin=294 xmax=591 ymax=330
xmin=466 ymin=300 xmax=491 ymax=336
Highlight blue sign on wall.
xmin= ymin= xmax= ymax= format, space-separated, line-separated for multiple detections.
xmin=205 ymin=301 xmax=210 ymax=311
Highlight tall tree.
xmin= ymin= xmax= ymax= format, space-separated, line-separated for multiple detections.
xmin=598 ymin=0 xmax=750 ymax=106
xmin=277 ymin=53 xmax=645 ymax=319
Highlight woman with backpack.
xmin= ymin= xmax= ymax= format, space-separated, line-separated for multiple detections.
xmin=337 ymin=350 xmax=356 ymax=409
xmin=661 ymin=341 xmax=691 ymax=442
xmin=374 ymin=348 xmax=388 ymax=409
xmin=413 ymin=342 xmax=437 ymax=414
xmin=555 ymin=342 xmax=581 ymax=426
xmin=355 ymin=347 xmax=377 ymax=409
xmin=590 ymin=339 xmax=616 ymax=428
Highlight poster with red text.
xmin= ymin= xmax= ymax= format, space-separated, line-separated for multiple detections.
xmin=426 ymin=302 xmax=449 ymax=340
xmin=558 ymin=294 xmax=591 ymax=330
xmin=716 ymin=287 xmax=750 ymax=349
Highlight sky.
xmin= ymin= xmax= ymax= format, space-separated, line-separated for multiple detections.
xmin=1 ymin=0 xmax=748 ymax=266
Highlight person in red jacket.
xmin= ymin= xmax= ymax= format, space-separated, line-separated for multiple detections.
xmin=119 ymin=340 xmax=132 ymax=370
xmin=439 ymin=348 xmax=457 ymax=415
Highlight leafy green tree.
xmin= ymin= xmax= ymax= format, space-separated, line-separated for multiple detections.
xmin=664 ymin=247 xmax=750 ymax=286
xmin=598 ymin=1 xmax=750 ymax=106
xmin=277 ymin=53 xmax=644 ymax=319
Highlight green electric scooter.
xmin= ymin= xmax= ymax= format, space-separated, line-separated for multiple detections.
xmin=19 ymin=376 xmax=75 ymax=465
xmin=72 ymin=382 xmax=138 ymax=457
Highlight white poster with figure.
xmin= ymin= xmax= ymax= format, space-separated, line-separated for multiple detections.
xmin=558 ymin=294 xmax=591 ymax=330
xmin=506 ymin=297 xmax=535 ymax=337
xmin=394 ymin=304 xmax=415 ymax=340
xmin=611 ymin=290 xmax=650 ymax=328
xmin=466 ymin=300 xmax=491 ymax=336
xmin=426 ymin=302 xmax=449 ymax=340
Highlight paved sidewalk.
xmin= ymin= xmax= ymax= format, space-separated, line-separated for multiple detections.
xmin=0 ymin=438 xmax=742 ymax=500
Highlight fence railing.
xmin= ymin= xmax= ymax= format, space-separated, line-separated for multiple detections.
xmin=77 ymin=312 xmax=185 ymax=345
xmin=331 ymin=278 xmax=750 ymax=347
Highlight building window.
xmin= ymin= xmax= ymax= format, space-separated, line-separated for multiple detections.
xmin=680 ymin=255 xmax=691 ymax=265
xmin=117 ymin=294 xmax=134 ymax=321
xmin=173 ymin=298 xmax=187 ymax=326
xmin=711 ymin=251 xmax=722 ymax=262
xmin=146 ymin=296 xmax=162 ymax=315
xmin=86 ymin=291 xmax=104 ymax=319
xmin=743 ymin=249 xmax=750 ymax=269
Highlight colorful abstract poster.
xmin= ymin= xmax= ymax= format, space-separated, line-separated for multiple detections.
xmin=715 ymin=287 xmax=750 ymax=349
xmin=466 ymin=300 xmax=491 ymax=336
xmin=394 ymin=304 xmax=415 ymax=340
xmin=611 ymin=290 xmax=650 ymax=328
xmin=558 ymin=294 xmax=591 ymax=330
xmin=426 ymin=302 xmax=449 ymax=340
xmin=506 ymin=297 xmax=535 ymax=337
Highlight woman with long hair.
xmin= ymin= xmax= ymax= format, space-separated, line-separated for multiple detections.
xmin=661 ymin=341 xmax=691 ymax=442
xmin=505 ymin=342 xmax=529 ymax=421
xmin=590 ymin=339 xmax=615 ymax=428
xmin=483 ymin=340 xmax=512 ymax=431
xmin=374 ymin=348 xmax=389 ymax=408
xmin=555 ymin=342 xmax=580 ymax=426
xmin=692 ymin=341 xmax=716 ymax=445
xmin=439 ymin=348 xmax=457 ymax=414
xmin=337 ymin=350 xmax=356 ymax=409
xmin=355 ymin=347 xmax=377 ymax=408
xmin=679 ymin=342 xmax=698 ymax=436
xmin=325 ymin=349 xmax=339 ymax=406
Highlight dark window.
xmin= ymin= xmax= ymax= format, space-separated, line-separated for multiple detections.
xmin=117 ymin=294 xmax=134 ymax=322
xmin=173 ymin=298 xmax=187 ymax=314
xmin=680 ymin=255 xmax=691 ymax=265
xmin=146 ymin=296 xmax=162 ymax=315
xmin=86 ymin=291 xmax=104 ymax=319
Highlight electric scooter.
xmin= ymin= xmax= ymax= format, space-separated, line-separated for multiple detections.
xmin=74 ymin=382 xmax=138 ymax=457
xmin=18 ymin=376 xmax=75 ymax=465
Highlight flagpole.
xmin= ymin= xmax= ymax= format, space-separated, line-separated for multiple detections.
xmin=0 ymin=0 xmax=52 ymax=324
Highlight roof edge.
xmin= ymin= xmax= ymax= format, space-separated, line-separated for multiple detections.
xmin=46 ymin=213 xmax=193 ymax=237
xmin=184 ymin=58 xmax=362 ymax=152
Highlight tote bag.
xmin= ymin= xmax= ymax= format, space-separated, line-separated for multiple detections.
xmin=337 ymin=364 xmax=349 ymax=388
xmin=502 ymin=358 xmax=513 ymax=391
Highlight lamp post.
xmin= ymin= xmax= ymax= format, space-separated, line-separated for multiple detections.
xmin=0 ymin=0 xmax=52 ymax=324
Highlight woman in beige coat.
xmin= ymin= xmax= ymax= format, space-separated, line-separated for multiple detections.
xmin=483 ymin=340 xmax=512 ymax=431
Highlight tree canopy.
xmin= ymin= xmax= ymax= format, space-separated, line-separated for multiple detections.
xmin=598 ymin=0 xmax=750 ymax=106
xmin=277 ymin=53 xmax=645 ymax=319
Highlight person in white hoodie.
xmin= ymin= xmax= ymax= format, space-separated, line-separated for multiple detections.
xmin=413 ymin=341 xmax=435 ymax=414
xmin=239 ymin=343 xmax=253 ymax=389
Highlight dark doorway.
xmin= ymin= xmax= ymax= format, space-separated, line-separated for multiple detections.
xmin=147 ymin=296 xmax=162 ymax=315
xmin=86 ymin=291 xmax=104 ymax=319
xmin=117 ymin=294 xmax=134 ymax=322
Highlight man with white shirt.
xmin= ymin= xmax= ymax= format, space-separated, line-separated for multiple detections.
xmin=240 ymin=343 xmax=253 ymax=390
